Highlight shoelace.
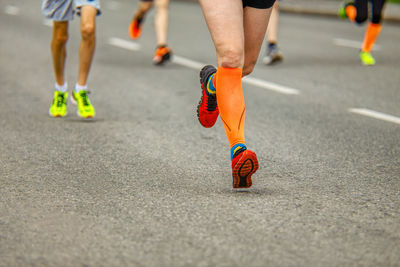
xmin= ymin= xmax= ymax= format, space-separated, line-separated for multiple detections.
xmin=56 ymin=94 xmax=66 ymax=107
xmin=79 ymin=91 xmax=90 ymax=106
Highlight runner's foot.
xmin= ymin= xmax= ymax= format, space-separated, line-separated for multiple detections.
xmin=129 ymin=17 xmax=144 ymax=39
xmin=197 ymin=65 xmax=219 ymax=128
xmin=263 ymin=43 xmax=283 ymax=65
xmin=360 ymin=51 xmax=376 ymax=65
xmin=338 ymin=1 xmax=355 ymax=19
xmin=49 ymin=91 xmax=68 ymax=117
xmin=71 ymin=90 xmax=95 ymax=118
xmin=153 ymin=45 xmax=172 ymax=65
xmin=231 ymin=148 xmax=259 ymax=189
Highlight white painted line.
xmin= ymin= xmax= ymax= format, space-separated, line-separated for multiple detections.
xmin=43 ymin=19 xmax=53 ymax=27
xmin=333 ymin=38 xmax=381 ymax=51
xmin=171 ymin=55 xmax=300 ymax=95
xmin=349 ymin=108 xmax=400 ymax=125
xmin=109 ymin=38 xmax=300 ymax=95
xmin=242 ymin=77 xmax=300 ymax=95
xmin=4 ymin=5 xmax=19 ymax=15
xmin=108 ymin=37 xmax=141 ymax=51
xmin=171 ymin=55 xmax=204 ymax=70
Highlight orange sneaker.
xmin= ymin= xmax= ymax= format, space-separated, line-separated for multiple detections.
xmin=153 ymin=45 xmax=172 ymax=65
xmin=129 ymin=17 xmax=143 ymax=39
xmin=231 ymin=149 xmax=259 ymax=189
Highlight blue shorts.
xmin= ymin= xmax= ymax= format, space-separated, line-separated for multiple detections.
xmin=41 ymin=0 xmax=101 ymax=21
xmin=243 ymin=0 xmax=276 ymax=9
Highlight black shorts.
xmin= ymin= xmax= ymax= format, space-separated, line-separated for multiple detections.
xmin=243 ymin=0 xmax=276 ymax=9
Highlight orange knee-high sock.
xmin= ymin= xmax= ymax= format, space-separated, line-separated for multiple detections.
xmin=362 ymin=23 xmax=382 ymax=52
xmin=216 ymin=67 xmax=245 ymax=148
xmin=346 ymin=5 xmax=357 ymax=22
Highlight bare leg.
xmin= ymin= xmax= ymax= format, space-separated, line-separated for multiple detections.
xmin=266 ymin=1 xmax=279 ymax=44
xmin=199 ymin=0 xmax=268 ymax=188
xmin=199 ymin=0 xmax=245 ymax=68
xmin=51 ymin=21 xmax=69 ymax=86
xmin=77 ymin=6 xmax=97 ymax=86
xmin=132 ymin=1 xmax=152 ymax=21
xmin=154 ymin=0 xmax=170 ymax=46
xmin=243 ymin=7 xmax=271 ymax=75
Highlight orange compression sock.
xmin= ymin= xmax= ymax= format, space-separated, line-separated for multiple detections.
xmin=362 ymin=23 xmax=382 ymax=52
xmin=346 ymin=5 xmax=357 ymax=22
xmin=216 ymin=67 xmax=245 ymax=148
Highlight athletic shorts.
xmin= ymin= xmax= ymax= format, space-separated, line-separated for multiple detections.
xmin=243 ymin=0 xmax=276 ymax=9
xmin=41 ymin=0 xmax=101 ymax=21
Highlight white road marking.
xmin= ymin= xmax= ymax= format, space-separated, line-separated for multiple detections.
xmin=349 ymin=108 xmax=400 ymax=125
xmin=171 ymin=55 xmax=204 ymax=70
xmin=109 ymin=37 xmax=300 ymax=95
xmin=172 ymin=55 xmax=300 ymax=95
xmin=43 ymin=19 xmax=53 ymax=27
xmin=4 ymin=5 xmax=19 ymax=15
xmin=242 ymin=77 xmax=300 ymax=95
xmin=108 ymin=37 xmax=141 ymax=51
xmin=333 ymin=38 xmax=381 ymax=51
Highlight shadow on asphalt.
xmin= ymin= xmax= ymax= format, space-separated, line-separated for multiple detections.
xmin=63 ymin=117 xmax=105 ymax=123
xmin=224 ymin=187 xmax=274 ymax=196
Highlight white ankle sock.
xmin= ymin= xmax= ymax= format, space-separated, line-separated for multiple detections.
xmin=75 ymin=83 xmax=87 ymax=93
xmin=55 ymin=82 xmax=68 ymax=93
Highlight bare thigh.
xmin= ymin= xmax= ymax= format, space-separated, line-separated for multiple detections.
xmin=199 ymin=0 xmax=245 ymax=68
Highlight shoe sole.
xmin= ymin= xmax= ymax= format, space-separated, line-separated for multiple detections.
xmin=49 ymin=110 xmax=67 ymax=117
xmin=232 ymin=150 xmax=259 ymax=189
xmin=196 ymin=65 xmax=218 ymax=127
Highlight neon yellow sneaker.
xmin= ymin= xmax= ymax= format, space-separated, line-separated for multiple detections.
xmin=71 ymin=90 xmax=95 ymax=118
xmin=360 ymin=51 xmax=376 ymax=66
xmin=338 ymin=6 xmax=347 ymax=19
xmin=338 ymin=1 xmax=354 ymax=19
xmin=49 ymin=91 xmax=68 ymax=117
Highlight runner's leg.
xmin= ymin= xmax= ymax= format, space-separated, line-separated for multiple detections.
xmin=77 ymin=5 xmax=97 ymax=86
xmin=361 ymin=0 xmax=385 ymax=52
xmin=266 ymin=1 xmax=278 ymax=44
xmin=133 ymin=1 xmax=152 ymax=21
xmin=51 ymin=21 xmax=69 ymax=86
xmin=154 ymin=0 xmax=169 ymax=46
xmin=199 ymin=0 xmax=245 ymax=149
xmin=243 ymin=6 xmax=271 ymax=75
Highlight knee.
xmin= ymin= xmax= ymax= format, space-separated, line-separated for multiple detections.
xmin=52 ymin=24 xmax=68 ymax=45
xmin=217 ymin=45 xmax=244 ymax=69
xmin=53 ymin=31 xmax=68 ymax=45
xmin=81 ymin=23 xmax=95 ymax=40
xmin=242 ymin=62 xmax=256 ymax=77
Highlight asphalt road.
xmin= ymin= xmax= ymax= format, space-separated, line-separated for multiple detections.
xmin=1 ymin=0 xmax=399 ymax=266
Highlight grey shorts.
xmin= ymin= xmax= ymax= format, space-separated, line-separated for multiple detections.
xmin=41 ymin=0 xmax=101 ymax=21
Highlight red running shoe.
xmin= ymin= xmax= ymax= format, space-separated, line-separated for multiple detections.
xmin=153 ymin=45 xmax=172 ymax=65
xmin=129 ymin=17 xmax=143 ymax=39
xmin=197 ymin=65 xmax=219 ymax=128
xmin=231 ymin=149 xmax=259 ymax=189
